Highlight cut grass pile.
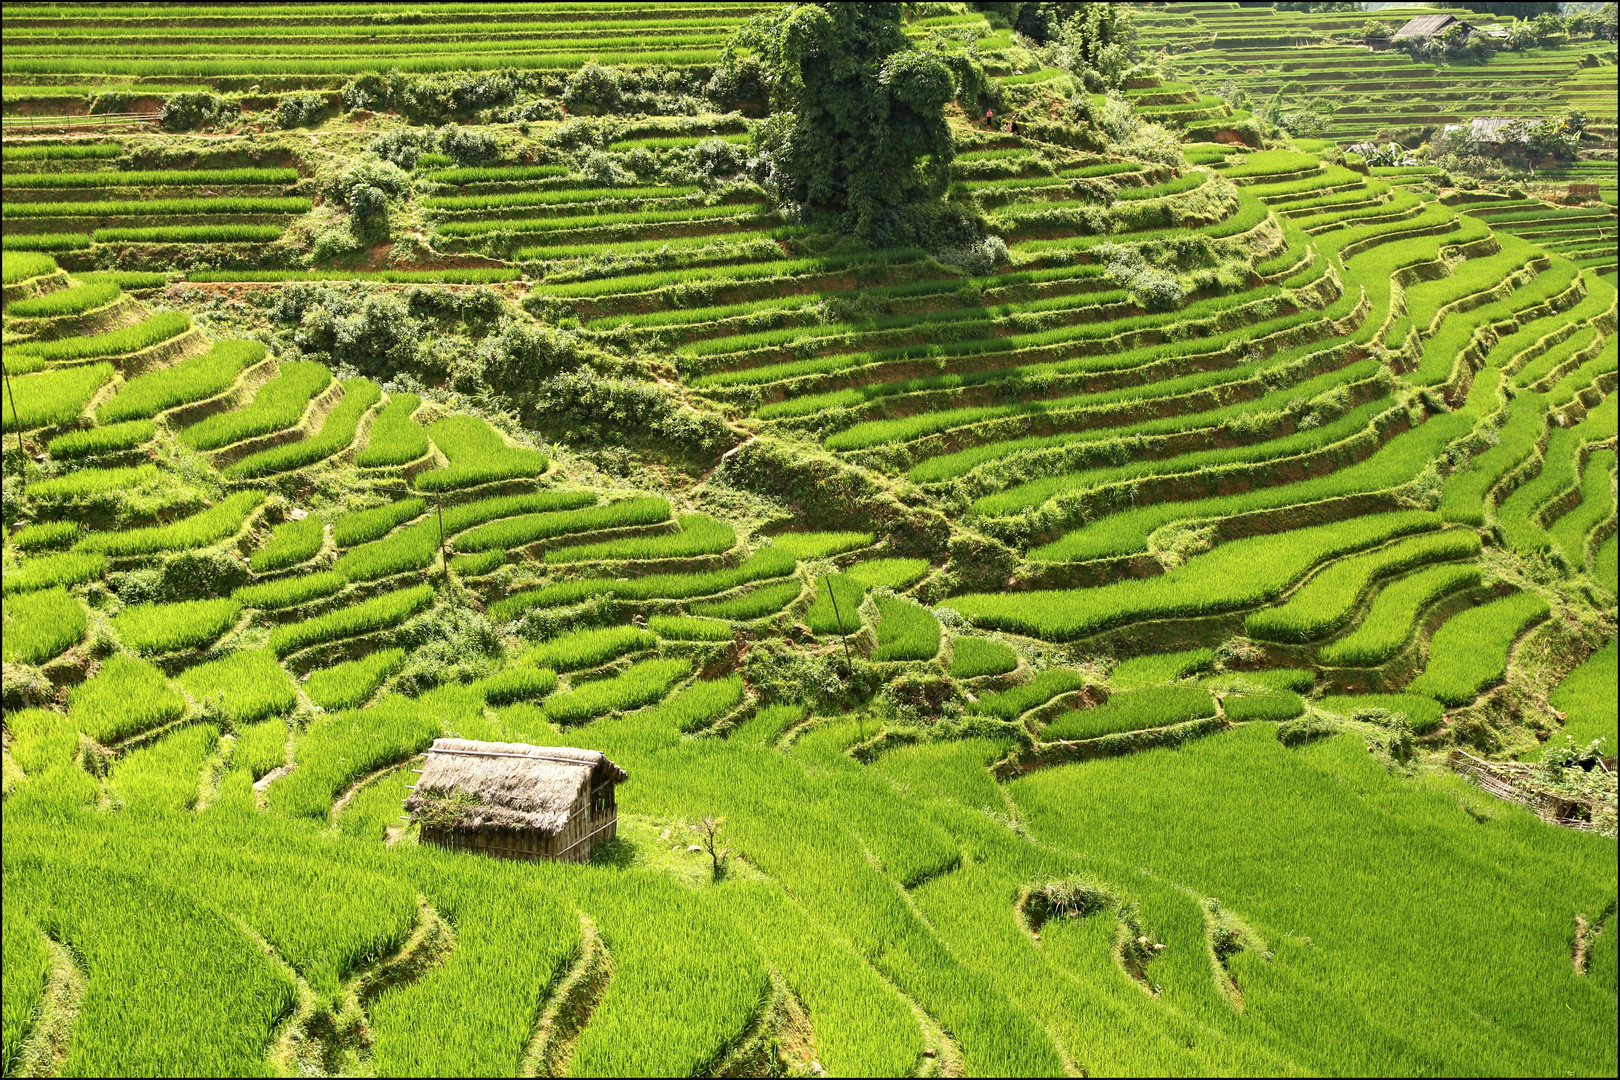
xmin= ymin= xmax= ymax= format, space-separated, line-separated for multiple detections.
xmin=176 ymin=649 xmax=297 ymax=726
xmin=1042 ymin=686 xmax=1216 ymax=741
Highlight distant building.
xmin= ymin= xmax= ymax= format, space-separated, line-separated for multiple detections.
xmin=1392 ymin=14 xmax=1473 ymax=41
xmin=1447 ymin=116 xmax=1527 ymax=144
xmin=405 ymin=739 xmax=627 ymax=863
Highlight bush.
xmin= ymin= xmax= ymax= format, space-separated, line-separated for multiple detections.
xmin=159 ymin=92 xmax=238 ymax=132
xmin=436 ymin=123 xmax=498 ymax=166
xmin=562 ymin=63 xmax=622 ymax=114
xmin=367 ymin=128 xmax=428 ymax=171
xmin=276 ymin=92 xmax=330 ymax=129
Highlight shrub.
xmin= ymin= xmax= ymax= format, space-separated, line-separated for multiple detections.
xmin=46 ymin=420 xmax=154 ymax=459
xmin=437 ymin=123 xmax=498 ymax=166
xmin=2 ymin=587 xmax=86 ymax=664
xmin=97 ymin=340 xmax=264 ymax=423
xmin=303 ymin=648 xmax=406 ymax=711
xmin=1042 ymin=686 xmax=1216 ymax=741
xmin=949 ymin=637 xmax=1018 ymax=678
xmin=276 ymin=92 xmax=330 ymax=128
xmin=113 ymin=598 xmax=241 ymax=654
xmin=250 ymin=517 xmax=324 ymax=574
xmin=68 ymin=653 xmax=186 ymax=743
xmin=158 ymin=92 xmax=238 ymax=131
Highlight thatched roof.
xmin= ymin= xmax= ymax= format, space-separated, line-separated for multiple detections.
xmin=1393 ymin=14 xmax=1467 ymax=40
xmin=405 ymin=739 xmax=627 ymax=834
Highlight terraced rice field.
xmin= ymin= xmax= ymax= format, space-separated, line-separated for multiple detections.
xmin=1 ymin=2 xmax=1616 ymax=1077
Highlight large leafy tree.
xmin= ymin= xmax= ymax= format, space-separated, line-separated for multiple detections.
xmin=727 ymin=2 xmax=958 ymax=243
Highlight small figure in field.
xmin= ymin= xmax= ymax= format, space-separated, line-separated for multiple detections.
xmin=985 ymin=107 xmax=994 ymax=128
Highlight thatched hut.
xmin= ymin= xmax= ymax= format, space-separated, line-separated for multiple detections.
xmin=405 ymin=739 xmax=627 ymax=863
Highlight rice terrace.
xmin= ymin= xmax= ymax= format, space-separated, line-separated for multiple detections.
xmin=2 ymin=0 xmax=1618 ymax=1074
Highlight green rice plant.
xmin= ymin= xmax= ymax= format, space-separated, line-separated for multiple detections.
xmin=692 ymin=580 xmax=802 ymax=620
xmin=223 ymin=378 xmax=381 ymax=479
xmin=9 ymin=519 xmax=80 ymax=551
xmin=113 ymin=597 xmax=240 ymax=655
xmin=2 ymin=196 xmax=311 ymax=218
xmin=96 ymin=339 xmax=264 ymax=423
xmin=302 ymin=648 xmax=406 ymax=711
xmin=2 ymin=550 xmax=104 ymax=594
xmin=332 ymin=497 xmax=425 ymax=547
xmin=949 ymin=637 xmax=1019 ymax=678
xmin=1 ymin=363 xmax=111 ymax=432
xmin=1203 ymin=668 xmax=1316 ymax=694
xmin=1499 ymin=410 xmax=1617 ymax=558
xmin=435 ymin=202 xmax=767 ymax=239
xmin=1 ymin=902 xmax=51 ymax=1074
xmin=93 ymin=224 xmax=283 ymax=244
xmin=523 ymin=625 xmax=653 ymax=672
xmin=608 ymin=134 xmax=749 ymax=150
xmin=268 ymin=583 xmax=433 ymax=658
xmin=109 ymin=722 xmax=218 ymax=813
xmin=421 ymin=184 xmax=694 ymax=211
xmin=354 ymin=392 xmax=428 ymax=467
xmin=1319 ymin=564 xmax=1482 ymax=667
xmin=76 ymin=490 xmax=264 ymax=556
xmin=543 ymin=512 xmax=733 ymax=563
xmin=454 ymin=497 xmax=668 ymax=554
xmin=2 ymin=232 xmax=93 ymax=252
xmin=74 ymin=270 xmax=167 ymax=289
xmin=964 ymin=513 xmax=1441 ymax=640
xmin=68 ymin=652 xmax=186 ymax=744
xmin=1549 ymin=449 xmax=1616 ymax=571
xmin=232 ymin=717 xmax=288 ymax=780
xmin=970 ymin=668 xmax=1090 ymax=720
xmin=1439 ymin=391 xmax=1547 ymax=526
xmin=1547 ymin=639 xmax=1617 ymax=754
xmin=640 ymin=675 xmax=746 ymax=733
xmin=3 ymin=167 xmax=297 ymax=189
xmin=2 ymin=586 xmax=85 ymax=664
xmin=542 ymin=656 xmax=690 ymax=725
xmin=494 ymin=532 xmax=870 ymax=620
xmin=249 ymin=515 xmax=323 ymax=573
xmin=1317 ymin=693 xmax=1446 ymax=736
xmin=186 ymin=268 xmax=521 ymax=284
xmin=418 ymin=164 xmax=569 ymax=185
xmin=1110 ymin=648 xmax=1214 ymax=688
xmin=5 ymin=279 xmax=118 ymax=318
xmin=46 ymin=419 xmax=153 ymax=458
xmin=5 ymin=311 xmax=188 ymax=365
xmin=1222 ymin=691 xmax=1306 ymax=722
xmin=475 ymin=665 xmax=559 ymax=706
xmin=806 ymin=573 xmax=866 ymax=636
xmin=872 ymin=596 xmax=941 ymax=662
xmin=450 ymin=550 xmax=504 ymax=576
xmin=268 ymin=689 xmax=458 ymax=818
xmin=6 ymin=707 xmax=79 ymax=776
xmin=1042 ymin=686 xmax=1216 ymax=741
xmin=178 ymin=360 xmax=330 ymax=451
xmin=648 ymin=614 xmax=734 ymax=641
xmin=1245 ymin=530 xmax=1482 ymax=642
xmin=1407 ymin=591 xmax=1550 ymax=706
xmin=414 ymin=415 xmax=547 ymax=491
xmin=2 ymin=142 xmax=121 ymax=161
xmin=176 ymin=648 xmax=297 ymax=725
xmin=336 ymin=492 xmax=594 ymax=582
xmin=1 ymin=251 xmax=56 ymax=284
xmin=232 ymin=571 xmax=344 ymax=611
xmin=27 ymin=463 xmax=155 ymax=500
